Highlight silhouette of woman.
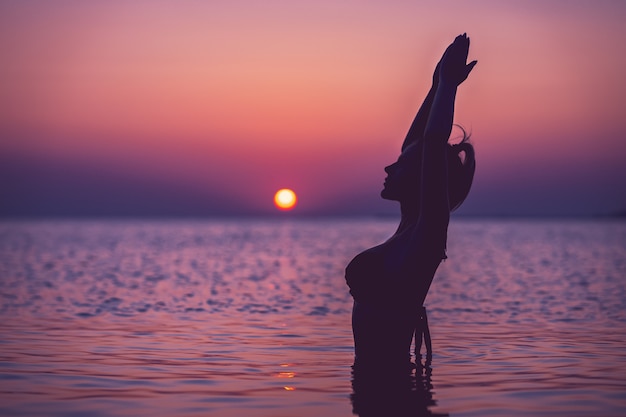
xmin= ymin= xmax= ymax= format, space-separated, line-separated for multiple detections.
xmin=346 ymin=34 xmax=477 ymax=369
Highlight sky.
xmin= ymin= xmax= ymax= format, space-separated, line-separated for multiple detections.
xmin=1 ymin=0 xmax=625 ymax=217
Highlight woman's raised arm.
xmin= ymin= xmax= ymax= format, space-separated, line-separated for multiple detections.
xmin=414 ymin=34 xmax=476 ymax=256
xmin=401 ymin=61 xmax=440 ymax=151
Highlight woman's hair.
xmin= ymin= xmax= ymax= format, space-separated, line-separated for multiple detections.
xmin=447 ymin=126 xmax=476 ymax=211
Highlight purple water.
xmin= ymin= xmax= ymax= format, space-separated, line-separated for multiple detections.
xmin=1 ymin=219 xmax=625 ymax=416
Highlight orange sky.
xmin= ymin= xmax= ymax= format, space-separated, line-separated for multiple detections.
xmin=1 ymin=0 xmax=625 ymax=216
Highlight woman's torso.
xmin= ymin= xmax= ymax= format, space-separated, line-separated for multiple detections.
xmin=345 ymin=235 xmax=442 ymax=307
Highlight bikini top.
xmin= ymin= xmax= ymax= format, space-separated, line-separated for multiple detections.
xmin=345 ymin=247 xmax=384 ymax=304
xmin=345 ymin=244 xmax=444 ymax=306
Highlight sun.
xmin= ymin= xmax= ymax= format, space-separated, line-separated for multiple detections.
xmin=274 ymin=189 xmax=297 ymax=211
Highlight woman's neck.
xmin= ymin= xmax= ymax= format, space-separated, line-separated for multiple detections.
xmin=395 ymin=202 xmax=419 ymax=235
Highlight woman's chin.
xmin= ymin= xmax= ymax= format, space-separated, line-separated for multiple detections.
xmin=380 ymin=189 xmax=396 ymax=201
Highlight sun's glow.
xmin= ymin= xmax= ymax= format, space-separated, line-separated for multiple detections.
xmin=274 ymin=189 xmax=297 ymax=211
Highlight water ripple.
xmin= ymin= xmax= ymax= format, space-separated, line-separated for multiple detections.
xmin=0 ymin=219 xmax=625 ymax=416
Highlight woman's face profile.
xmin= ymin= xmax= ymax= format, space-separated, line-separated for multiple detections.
xmin=381 ymin=145 xmax=421 ymax=202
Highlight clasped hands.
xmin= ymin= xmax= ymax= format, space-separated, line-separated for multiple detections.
xmin=434 ymin=33 xmax=477 ymax=87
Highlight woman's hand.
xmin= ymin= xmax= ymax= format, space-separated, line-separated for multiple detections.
xmin=439 ymin=33 xmax=477 ymax=86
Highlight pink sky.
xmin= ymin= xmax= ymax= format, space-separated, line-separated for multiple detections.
xmin=1 ymin=0 xmax=625 ymax=216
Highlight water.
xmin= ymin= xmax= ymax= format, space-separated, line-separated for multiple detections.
xmin=0 ymin=218 xmax=625 ymax=416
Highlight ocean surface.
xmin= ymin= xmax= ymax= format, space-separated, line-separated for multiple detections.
xmin=0 ymin=218 xmax=625 ymax=416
